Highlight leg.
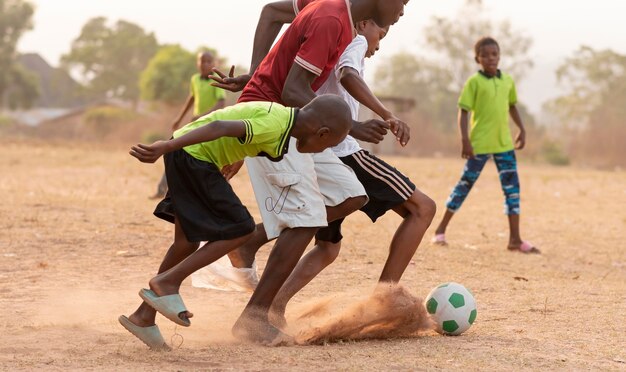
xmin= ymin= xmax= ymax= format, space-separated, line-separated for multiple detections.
xmin=227 ymin=223 xmax=270 ymax=268
xmin=148 ymin=227 xmax=253 ymax=298
xmin=434 ymin=155 xmax=490 ymax=236
xmin=129 ymin=217 xmax=199 ymax=327
xmin=233 ymin=226 xmax=318 ymax=343
xmin=380 ymin=188 xmax=436 ymax=282
xmin=268 ymin=196 xmax=366 ymax=325
xmin=269 ymin=219 xmax=345 ymax=327
xmin=493 ymin=151 xmax=538 ymax=253
xmin=150 ymin=172 xmax=168 ymax=199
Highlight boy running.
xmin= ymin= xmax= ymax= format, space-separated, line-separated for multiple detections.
xmin=119 ymin=95 xmax=353 ymax=349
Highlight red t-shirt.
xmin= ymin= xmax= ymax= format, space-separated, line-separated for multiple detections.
xmin=293 ymin=0 xmax=315 ymax=15
xmin=239 ymin=0 xmax=354 ymax=104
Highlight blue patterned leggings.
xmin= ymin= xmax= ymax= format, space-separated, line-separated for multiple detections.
xmin=446 ymin=150 xmax=520 ymax=215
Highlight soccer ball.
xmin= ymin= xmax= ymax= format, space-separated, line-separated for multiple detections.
xmin=424 ymin=282 xmax=477 ymax=335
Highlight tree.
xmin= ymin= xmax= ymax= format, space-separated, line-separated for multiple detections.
xmin=61 ymin=17 xmax=158 ymax=105
xmin=546 ymin=46 xmax=626 ymax=127
xmin=546 ymin=46 xmax=626 ymax=167
xmin=375 ymin=0 xmax=533 ymax=132
xmin=0 ymin=0 xmax=38 ymax=109
xmin=140 ymin=45 xmax=230 ymax=105
xmin=139 ymin=45 xmax=197 ymax=105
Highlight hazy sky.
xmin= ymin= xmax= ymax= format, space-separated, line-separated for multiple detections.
xmin=18 ymin=0 xmax=626 ymax=115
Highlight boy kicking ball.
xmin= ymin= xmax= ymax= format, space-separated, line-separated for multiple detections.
xmin=119 ymin=95 xmax=352 ymax=349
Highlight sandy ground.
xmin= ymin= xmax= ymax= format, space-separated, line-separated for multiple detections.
xmin=1 ymin=139 xmax=625 ymax=371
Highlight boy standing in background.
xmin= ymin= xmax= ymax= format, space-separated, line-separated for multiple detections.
xmin=151 ymin=51 xmax=225 ymax=199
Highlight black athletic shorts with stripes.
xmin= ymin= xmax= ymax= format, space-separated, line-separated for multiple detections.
xmin=315 ymin=149 xmax=416 ymax=243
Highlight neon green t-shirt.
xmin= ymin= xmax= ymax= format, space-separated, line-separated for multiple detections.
xmin=191 ymin=73 xmax=226 ymax=116
xmin=174 ymin=101 xmax=296 ymax=169
xmin=458 ymin=71 xmax=518 ymax=154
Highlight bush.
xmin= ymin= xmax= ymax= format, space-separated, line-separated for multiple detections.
xmin=541 ymin=139 xmax=570 ymax=166
xmin=141 ymin=130 xmax=167 ymax=144
xmin=83 ymin=106 xmax=137 ymax=136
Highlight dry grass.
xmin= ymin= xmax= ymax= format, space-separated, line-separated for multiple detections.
xmin=0 ymin=139 xmax=624 ymax=371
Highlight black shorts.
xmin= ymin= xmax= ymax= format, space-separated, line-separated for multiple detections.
xmin=315 ymin=150 xmax=415 ymax=243
xmin=153 ymin=149 xmax=255 ymax=242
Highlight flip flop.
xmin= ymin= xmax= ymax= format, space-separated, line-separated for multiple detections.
xmin=118 ymin=315 xmax=171 ymax=351
xmin=431 ymin=233 xmax=448 ymax=246
xmin=508 ymin=241 xmax=541 ymax=254
xmin=139 ymin=289 xmax=191 ymax=327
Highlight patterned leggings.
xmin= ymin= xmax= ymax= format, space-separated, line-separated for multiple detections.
xmin=446 ymin=150 xmax=520 ymax=215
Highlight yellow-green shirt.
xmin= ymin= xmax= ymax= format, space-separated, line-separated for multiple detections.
xmin=458 ymin=71 xmax=518 ymax=154
xmin=191 ymin=73 xmax=226 ymax=116
xmin=174 ymin=101 xmax=296 ymax=169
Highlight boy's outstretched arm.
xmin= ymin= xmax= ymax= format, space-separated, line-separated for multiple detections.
xmin=130 ymin=120 xmax=246 ymax=163
xmin=339 ymin=66 xmax=410 ymax=146
xmin=509 ymin=105 xmax=526 ymax=149
xmin=210 ymin=1 xmax=296 ymax=92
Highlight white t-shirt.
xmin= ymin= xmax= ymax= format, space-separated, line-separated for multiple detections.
xmin=316 ymin=35 xmax=367 ymax=158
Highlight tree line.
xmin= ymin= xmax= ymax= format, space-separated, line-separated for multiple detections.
xmin=1 ymin=0 xmax=624 ymax=167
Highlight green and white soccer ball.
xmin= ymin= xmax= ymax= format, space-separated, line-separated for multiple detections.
xmin=425 ymin=282 xmax=477 ymax=335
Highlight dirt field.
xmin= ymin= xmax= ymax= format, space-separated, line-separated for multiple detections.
xmin=1 ymin=139 xmax=625 ymax=371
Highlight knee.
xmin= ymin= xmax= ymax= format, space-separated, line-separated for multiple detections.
xmin=413 ymin=193 xmax=437 ymax=222
xmin=317 ymin=240 xmax=341 ymax=265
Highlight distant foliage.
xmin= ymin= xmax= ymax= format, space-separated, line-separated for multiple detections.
xmin=61 ymin=17 xmax=158 ymax=105
xmin=375 ymin=0 xmax=533 ymax=133
xmin=546 ymin=47 xmax=626 ymax=168
xmin=140 ymin=45 xmax=197 ymax=104
xmin=83 ymin=106 xmax=137 ymax=136
xmin=540 ymin=140 xmax=570 ymax=166
xmin=0 ymin=0 xmax=39 ymax=109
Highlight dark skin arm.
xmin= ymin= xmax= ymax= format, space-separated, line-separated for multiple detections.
xmin=171 ymin=94 xmax=194 ymax=130
xmin=509 ymin=104 xmax=526 ymax=149
xmin=459 ymin=109 xmax=474 ymax=159
xmin=129 ymin=120 xmax=246 ymax=163
xmin=210 ymin=1 xmax=296 ymax=92
xmin=282 ymin=63 xmax=390 ymax=143
xmin=339 ymin=66 xmax=410 ymax=146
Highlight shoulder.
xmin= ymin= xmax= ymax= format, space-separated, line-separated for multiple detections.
xmin=500 ymin=72 xmax=516 ymax=83
xmin=463 ymin=73 xmax=481 ymax=88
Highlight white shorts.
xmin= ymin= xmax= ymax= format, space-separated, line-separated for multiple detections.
xmin=245 ymin=138 xmax=366 ymax=240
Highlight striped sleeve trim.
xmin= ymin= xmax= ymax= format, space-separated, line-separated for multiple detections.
xmin=276 ymin=108 xmax=296 ymax=156
xmin=293 ymin=0 xmax=300 ymax=15
xmin=294 ymin=55 xmax=323 ymax=76
xmin=238 ymin=120 xmax=253 ymax=144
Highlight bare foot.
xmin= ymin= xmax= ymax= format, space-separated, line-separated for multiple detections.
xmin=268 ymin=307 xmax=287 ymax=330
xmin=233 ymin=310 xmax=293 ymax=345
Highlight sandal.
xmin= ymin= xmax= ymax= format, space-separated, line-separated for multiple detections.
xmin=508 ymin=241 xmax=540 ymax=254
xmin=431 ymin=233 xmax=448 ymax=246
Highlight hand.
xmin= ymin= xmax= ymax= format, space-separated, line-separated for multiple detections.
xmin=209 ymin=66 xmax=251 ymax=92
xmin=350 ymin=119 xmax=390 ymax=144
xmin=515 ymin=130 xmax=526 ymax=150
xmin=129 ymin=141 xmax=170 ymax=163
xmin=385 ymin=116 xmax=410 ymax=147
xmin=221 ymin=160 xmax=244 ymax=181
xmin=461 ymin=139 xmax=475 ymax=159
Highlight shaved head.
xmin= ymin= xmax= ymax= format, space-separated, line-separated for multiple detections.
xmin=295 ymin=95 xmax=352 ymax=153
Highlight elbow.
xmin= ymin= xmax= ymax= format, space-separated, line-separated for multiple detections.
xmin=281 ymin=86 xmax=301 ymax=107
